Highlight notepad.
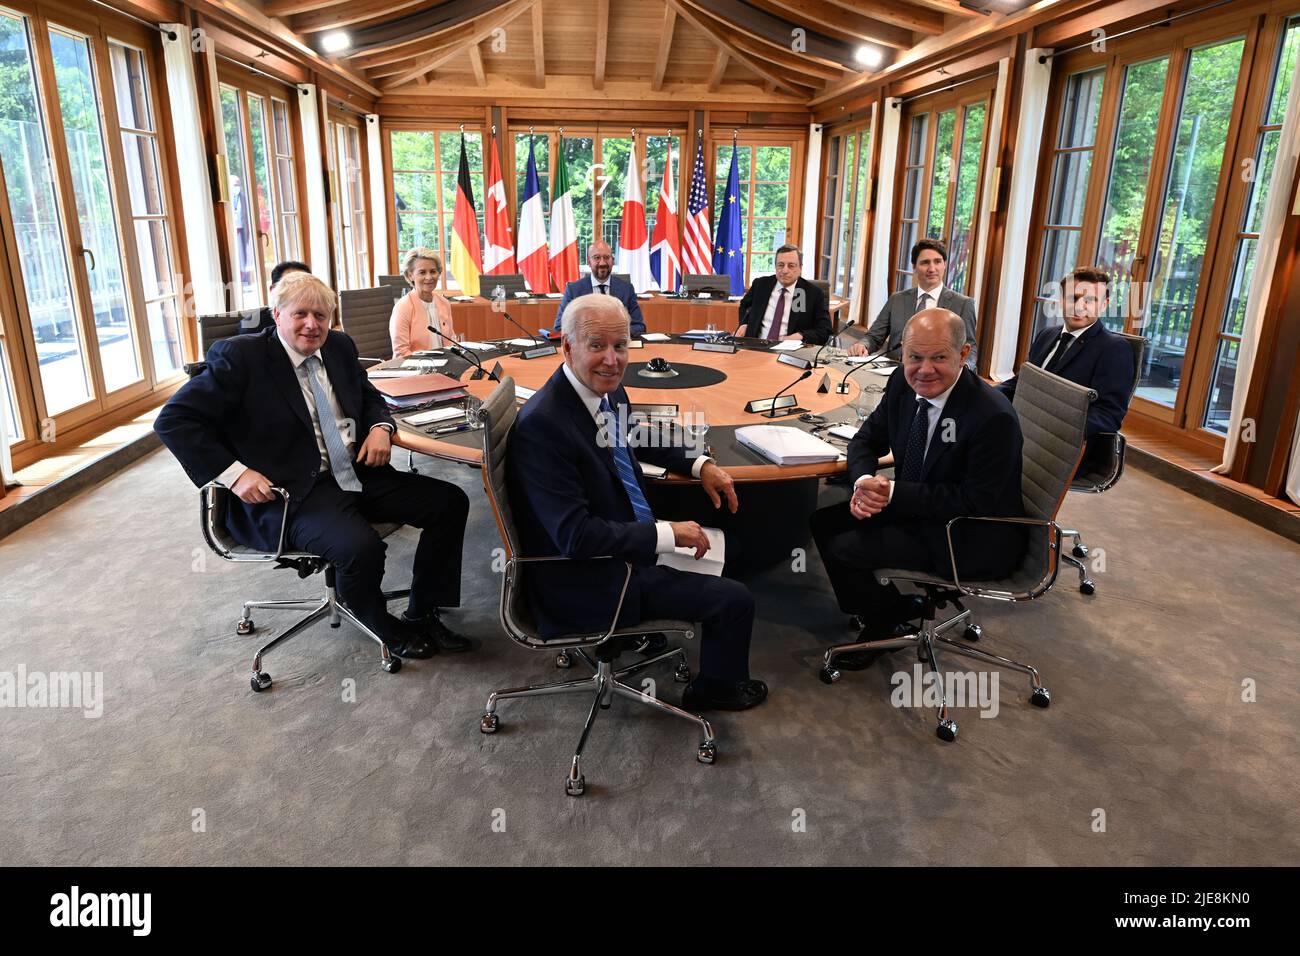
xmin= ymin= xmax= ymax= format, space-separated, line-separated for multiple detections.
xmin=828 ymin=424 xmax=859 ymax=441
xmin=405 ymin=407 xmax=465 ymax=426
xmin=457 ymin=341 xmax=495 ymax=351
xmin=864 ymin=365 xmax=898 ymax=378
xmin=735 ymin=425 xmax=841 ymax=465
xmin=400 ymin=358 xmax=447 ymax=369
xmin=769 ymin=339 xmax=805 ymax=352
xmin=641 ymin=333 xmax=670 ymax=342
xmin=656 ymin=527 xmax=725 ymax=576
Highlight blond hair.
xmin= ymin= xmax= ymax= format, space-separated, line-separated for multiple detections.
xmin=271 ymin=271 xmax=336 ymax=316
xmin=402 ymin=247 xmax=443 ymax=279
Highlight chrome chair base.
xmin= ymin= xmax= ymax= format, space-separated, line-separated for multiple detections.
xmin=480 ymin=652 xmax=716 ymax=796
xmin=239 ymin=582 xmax=408 ymax=693
xmin=1059 ymin=529 xmax=1095 ymax=594
xmin=818 ymin=604 xmax=1049 ymax=742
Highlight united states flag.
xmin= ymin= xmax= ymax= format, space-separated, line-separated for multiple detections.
xmin=681 ymin=138 xmax=711 ymax=275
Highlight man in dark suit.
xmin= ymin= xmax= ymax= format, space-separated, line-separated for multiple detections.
xmin=811 ymin=309 xmax=1025 ymax=668
xmin=737 ymin=244 xmax=832 ymax=345
xmin=511 ymin=295 xmax=767 ymax=711
xmin=852 ymin=239 xmax=978 ymax=367
xmin=155 ymin=272 xmax=470 ymax=660
xmin=999 ymin=267 xmax=1135 ymax=472
xmin=553 ymin=240 xmax=646 ymax=336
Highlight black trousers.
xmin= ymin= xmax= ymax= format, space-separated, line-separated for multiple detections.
xmin=632 ymin=565 xmax=754 ymax=684
xmin=286 ymin=466 xmax=469 ymax=639
xmin=810 ymin=501 xmax=934 ymax=635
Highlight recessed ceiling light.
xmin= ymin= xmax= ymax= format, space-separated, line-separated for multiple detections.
xmin=855 ymin=46 xmax=882 ymax=68
xmin=321 ymin=32 xmax=350 ymax=54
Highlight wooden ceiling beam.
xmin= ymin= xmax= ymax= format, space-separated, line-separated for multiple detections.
xmin=382 ymin=0 xmax=536 ymax=91
xmin=707 ymin=48 xmax=728 ymax=91
xmin=290 ymin=0 xmax=427 ymax=35
xmin=341 ymin=0 xmax=514 ymax=58
xmin=468 ymin=41 xmax=486 ymax=87
xmin=900 ymin=0 xmax=979 ymax=18
xmin=665 ymin=0 xmax=803 ymax=95
xmin=651 ymin=6 xmax=677 ymax=91
xmin=263 ymin=0 xmax=341 ymax=16
xmin=594 ymin=0 xmax=609 ymax=91
xmin=821 ymin=0 xmax=945 ymax=34
xmin=689 ymin=0 xmax=896 ymax=62
xmin=746 ymin=0 xmax=913 ymax=49
xmin=531 ymin=1 xmax=545 ymax=88
xmin=681 ymin=1 xmax=844 ymax=80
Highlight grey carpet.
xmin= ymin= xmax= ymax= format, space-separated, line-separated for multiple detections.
xmin=0 ymin=447 xmax=1296 ymax=866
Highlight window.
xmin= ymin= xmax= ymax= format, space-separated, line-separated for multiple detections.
xmin=1202 ymin=17 xmax=1300 ymax=433
xmin=820 ymin=121 xmax=873 ymax=304
xmin=713 ymin=140 xmax=796 ymax=284
xmin=390 ymin=129 xmax=483 ymax=289
xmin=892 ymin=86 xmax=992 ymax=294
xmin=328 ymin=115 xmax=370 ymax=291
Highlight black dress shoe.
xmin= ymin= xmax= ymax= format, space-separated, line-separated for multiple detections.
xmin=830 ymin=648 xmax=885 ymax=671
xmin=386 ymin=631 xmax=436 ymax=660
xmin=404 ymin=611 xmax=473 ymax=653
xmin=681 ymin=678 xmax=768 ymax=712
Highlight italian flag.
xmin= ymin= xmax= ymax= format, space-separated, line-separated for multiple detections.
xmin=548 ymin=143 xmax=579 ymax=289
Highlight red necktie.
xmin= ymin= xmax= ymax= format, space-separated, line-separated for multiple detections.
xmin=765 ymin=288 xmax=787 ymax=341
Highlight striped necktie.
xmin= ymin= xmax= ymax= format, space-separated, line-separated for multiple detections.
xmin=599 ymin=396 xmax=654 ymax=523
xmin=302 ymin=355 xmax=362 ymax=493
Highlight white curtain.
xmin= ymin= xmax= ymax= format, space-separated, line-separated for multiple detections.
xmin=298 ymin=85 xmax=331 ymax=284
xmin=1213 ymin=43 xmax=1300 ymax=492
xmin=0 ymin=375 xmax=12 ymax=486
xmin=989 ymin=49 xmax=1053 ymax=382
xmin=800 ymin=122 xmax=823 ymax=264
xmin=161 ymin=24 xmax=223 ymax=317
xmin=866 ymin=98 xmax=901 ymax=321
xmin=1287 ymin=411 xmax=1300 ymax=505
xmin=968 ymin=56 xmax=1010 ymax=312
xmin=366 ymin=114 xmax=388 ymax=280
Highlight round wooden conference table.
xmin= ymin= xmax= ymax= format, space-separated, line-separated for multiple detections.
xmin=383 ymin=331 xmax=890 ymax=568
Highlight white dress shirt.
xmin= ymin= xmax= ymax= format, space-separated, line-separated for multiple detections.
xmin=761 ymin=279 xmax=799 ymax=338
xmin=915 ymin=283 xmax=943 ymax=312
xmin=217 ymin=332 xmax=391 ymax=488
xmin=562 ymin=363 xmax=712 ymax=555
xmin=590 ymin=274 xmax=612 ymax=296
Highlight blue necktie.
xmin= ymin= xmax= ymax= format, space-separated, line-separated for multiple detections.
xmin=302 ymin=355 xmax=362 ymax=493
xmin=599 ymin=396 xmax=654 ymax=523
xmin=899 ymin=398 xmax=931 ymax=482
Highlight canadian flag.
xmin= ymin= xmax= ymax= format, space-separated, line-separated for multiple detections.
xmin=516 ymin=139 xmax=549 ymax=293
xmin=483 ymin=135 xmax=515 ymax=275
xmin=616 ymin=141 xmax=653 ymax=293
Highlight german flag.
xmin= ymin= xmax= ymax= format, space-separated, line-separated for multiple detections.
xmin=449 ymin=134 xmax=483 ymax=296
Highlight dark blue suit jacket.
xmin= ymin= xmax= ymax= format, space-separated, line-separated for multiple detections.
xmin=507 ymin=366 xmax=691 ymax=638
xmin=738 ymin=275 xmax=832 ymax=345
xmin=154 ymin=326 xmax=394 ymax=552
xmin=998 ymin=321 xmax=1134 ymax=458
xmin=849 ymin=367 xmax=1026 ymax=577
xmin=552 ymin=275 xmax=646 ymax=336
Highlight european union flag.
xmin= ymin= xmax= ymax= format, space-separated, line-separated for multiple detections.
xmin=711 ymin=143 xmax=744 ymax=295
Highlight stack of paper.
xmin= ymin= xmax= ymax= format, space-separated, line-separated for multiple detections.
xmin=735 ymin=425 xmax=841 ymax=465
xmin=769 ymin=339 xmax=805 ymax=352
xmin=371 ymin=371 xmax=466 ymax=409
xmin=641 ymin=332 xmax=671 ymax=342
xmin=656 ymin=527 xmax=725 ymax=577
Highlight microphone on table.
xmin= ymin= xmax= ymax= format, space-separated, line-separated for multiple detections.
xmin=761 ymin=368 xmax=812 ymax=418
xmin=836 ymin=347 xmax=888 ymax=394
xmin=500 ymin=312 xmax=557 ymax=358
xmin=812 ymin=317 xmax=856 ymax=367
xmin=427 ymin=326 xmax=500 ymax=382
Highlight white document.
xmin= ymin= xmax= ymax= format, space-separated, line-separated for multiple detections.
xmin=769 ymin=339 xmax=805 ymax=352
xmin=515 ymin=386 xmax=537 ymax=403
xmin=451 ymin=295 xmax=475 ymax=302
xmin=641 ymin=332 xmax=671 ymax=342
xmin=505 ymin=338 xmax=541 ymax=347
xmin=637 ymin=462 xmax=668 ymax=478
xmin=400 ymin=358 xmax=448 ymax=369
xmin=544 ymin=292 xmax=563 ymax=299
xmin=864 ymin=365 xmax=898 ymax=378
xmin=405 ymin=406 xmax=464 ymax=426
xmin=368 ymin=369 xmax=419 ymax=378
xmin=681 ymin=329 xmax=716 ymax=338
xmin=457 ymin=341 xmax=495 ymax=351
xmin=637 ymin=293 xmax=654 ymax=299
xmin=727 ymin=295 xmax=743 ymax=301
xmin=828 ymin=424 xmax=859 ymax=441
xmin=656 ymin=526 xmax=725 ymax=577
xmin=735 ymin=425 xmax=841 ymax=465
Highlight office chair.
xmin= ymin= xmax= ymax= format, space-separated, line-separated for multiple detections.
xmin=474 ymin=377 xmax=717 ymax=797
xmin=819 ymin=364 xmax=1096 ymax=743
xmin=183 ymin=308 xmax=273 ymax=377
xmin=377 ymin=274 xmax=412 ymax=297
xmin=199 ymin=483 xmax=410 ymax=692
xmin=1059 ymin=332 xmax=1146 ymax=594
xmin=339 ymin=286 xmax=401 ymax=366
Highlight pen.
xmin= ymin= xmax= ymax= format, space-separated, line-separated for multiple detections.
xmin=427 ymin=421 xmax=474 ymax=435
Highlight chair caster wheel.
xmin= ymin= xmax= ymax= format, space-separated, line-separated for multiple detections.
xmin=1072 ymin=544 xmax=1089 ymax=558
xmin=697 ymin=742 xmax=717 ymax=764
xmin=918 ymin=645 xmax=932 ymax=663
xmin=565 ymin=774 xmax=585 ymax=797
xmin=964 ymin=624 xmax=982 ymax=641
xmin=818 ymin=666 xmax=840 ymax=685
xmin=1080 ymin=581 xmax=1095 ymax=595
xmin=674 ymin=664 xmax=691 ymax=683
xmin=1031 ymin=687 xmax=1051 ymax=708
xmin=936 ymin=719 xmax=958 ymax=742
xmin=236 ymin=619 xmax=254 ymax=636
xmin=382 ymin=656 xmax=401 ymax=673
xmin=555 ymin=651 xmax=572 ymax=669
xmin=480 ymin=713 xmax=499 ymax=734
xmin=250 ymin=672 xmax=271 ymax=693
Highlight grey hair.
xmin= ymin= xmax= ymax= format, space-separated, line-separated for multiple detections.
xmin=775 ymin=243 xmax=802 ymax=264
xmin=562 ymin=293 xmax=630 ymax=343
xmin=902 ymin=308 xmax=965 ymax=352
